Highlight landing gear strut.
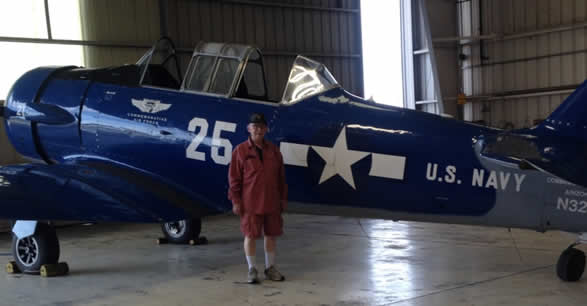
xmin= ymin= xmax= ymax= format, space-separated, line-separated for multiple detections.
xmin=160 ymin=218 xmax=206 ymax=244
xmin=557 ymin=234 xmax=587 ymax=282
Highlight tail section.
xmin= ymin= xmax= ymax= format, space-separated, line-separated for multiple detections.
xmin=519 ymin=81 xmax=587 ymax=188
xmin=538 ymin=80 xmax=587 ymax=140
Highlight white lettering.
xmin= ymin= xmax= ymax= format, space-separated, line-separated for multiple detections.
xmin=444 ymin=166 xmax=456 ymax=183
xmin=565 ymin=190 xmax=587 ymax=197
xmin=547 ymin=177 xmax=574 ymax=185
xmin=557 ymin=197 xmax=587 ymax=214
xmin=186 ymin=117 xmax=237 ymax=165
xmin=569 ymin=199 xmax=579 ymax=212
xmin=514 ymin=174 xmax=526 ymax=192
xmin=557 ymin=197 xmax=569 ymax=210
xmin=186 ymin=118 xmax=208 ymax=161
xmin=499 ymin=172 xmax=511 ymax=190
xmin=211 ymin=121 xmax=237 ymax=165
xmin=426 ymin=163 xmax=438 ymax=181
xmin=472 ymin=169 xmax=484 ymax=187
xmin=485 ymin=171 xmax=498 ymax=189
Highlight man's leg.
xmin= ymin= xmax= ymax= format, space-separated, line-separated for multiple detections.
xmin=241 ymin=214 xmax=261 ymax=283
xmin=264 ymin=235 xmax=276 ymax=268
xmin=244 ymin=236 xmax=257 ymax=269
xmin=263 ymin=235 xmax=284 ymax=281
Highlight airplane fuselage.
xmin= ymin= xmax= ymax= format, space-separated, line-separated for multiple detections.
xmin=5 ymin=66 xmax=587 ymax=233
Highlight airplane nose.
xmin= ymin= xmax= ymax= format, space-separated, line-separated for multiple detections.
xmin=4 ymin=66 xmax=77 ymax=161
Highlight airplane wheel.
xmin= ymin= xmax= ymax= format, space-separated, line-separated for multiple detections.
xmin=11 ymin=223 xmax=60 ymax=274
xmin=161 ymin=218 xmax=201 ymax=244
xmin=556 ymin=247 xmax=585 ymax=282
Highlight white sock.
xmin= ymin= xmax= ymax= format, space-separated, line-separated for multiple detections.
xmin=265 ymin=252 xmax=275 ymax=268
xmin=246 ymin=255 xmax=256 ymax=270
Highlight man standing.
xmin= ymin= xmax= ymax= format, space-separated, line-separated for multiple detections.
xmin=228 ymin=113 xmax=287 ymax=284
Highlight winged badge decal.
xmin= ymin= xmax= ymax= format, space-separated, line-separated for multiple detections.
xmin=131 ymin=98 xmax=172 ymax=114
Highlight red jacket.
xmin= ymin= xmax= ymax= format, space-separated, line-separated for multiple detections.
xmin=228 ymin=138 xmax=288 ymax=214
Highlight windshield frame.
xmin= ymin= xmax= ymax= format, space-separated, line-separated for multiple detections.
xmin=280 ymin=55 xmax=340 ymax=105
xmin=135 ymin=37 xmax=182 ymax=88
xmin=180 ymin=42 xmax=262 ymax=98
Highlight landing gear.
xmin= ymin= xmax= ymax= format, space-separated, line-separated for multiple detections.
xmin=557 ymin=232 xmax=587 ymax=282
xmin=160 ymin=218 xmax=203 ymax=244
xmin=11 ymin=222 xmax=60 ymax=274
xmin=557 ymin=245 xmax=586 ymax=282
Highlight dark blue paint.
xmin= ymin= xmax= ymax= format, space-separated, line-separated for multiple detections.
xmin=7 ymin=60 xmax=584 ymax=223
xmin=3 ymin=63 xmax=504 ymax=223
xmin=4 ymin=67 xmax=61 ymax=160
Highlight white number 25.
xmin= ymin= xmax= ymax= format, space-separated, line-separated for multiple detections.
xmin=186 ymin=117 xmax=236 ymax=165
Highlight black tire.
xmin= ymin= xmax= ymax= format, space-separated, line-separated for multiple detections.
xmin=161 ymin=218 xmax=202 ymax=244
xmin=11 ymin=223 xmax=60 ymax=273
xmin=557 ymin=247 xmax=586 ymax=282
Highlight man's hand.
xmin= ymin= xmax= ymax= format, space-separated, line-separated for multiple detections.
xmin=233 ymin=204 xmax=242 ymax=216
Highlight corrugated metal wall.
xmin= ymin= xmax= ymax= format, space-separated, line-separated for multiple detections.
xmin=458 ymin=0 xmax=586 ymax=129
xmin=80 ymin=0 xmax=363 ymax=101
xmin=80 ymin=0 xmax=161 ymax=66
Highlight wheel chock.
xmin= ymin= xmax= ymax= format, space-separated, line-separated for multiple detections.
xmin=58 ymin=262 xmax=69 ymax=275
xmin=189 ymin=236 xmax=208 ymax=245
xmin=157 ymin=237 xmax=169 ymax=244
xmin=40 ymin=262 xmax=69 ymax=277
xmin=6 ymin=261 xmax=21 ymax=274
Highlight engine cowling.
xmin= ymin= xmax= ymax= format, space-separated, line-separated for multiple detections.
xmin=5 ymin=66 xmax=88 ymax=163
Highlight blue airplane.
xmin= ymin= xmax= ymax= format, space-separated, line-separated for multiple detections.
xmin=3 ymin=37 xmax=587 ymax=281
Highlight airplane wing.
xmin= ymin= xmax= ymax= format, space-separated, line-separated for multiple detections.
xmin=0 ymin=159 xmax=214 ymax=222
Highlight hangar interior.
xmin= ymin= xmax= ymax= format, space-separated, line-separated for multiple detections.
xmin=1 ymin=0 xmax=587 ymax=305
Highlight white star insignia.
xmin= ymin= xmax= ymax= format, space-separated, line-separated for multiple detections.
xmin=312 ymin=127 xmax=370 ymax=189
xmin=280 ymin=127 xmax=407 ymax=190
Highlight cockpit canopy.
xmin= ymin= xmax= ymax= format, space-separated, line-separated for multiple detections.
xmin=136 ymin=37 xmax=183 ymax=90
xmin=136 ymin=38 xmax=340 ymax=104
xmin=281 ymin=56 xmax=339 ymax=104
xmin=182 ymin=42 xmax=268 ymax=100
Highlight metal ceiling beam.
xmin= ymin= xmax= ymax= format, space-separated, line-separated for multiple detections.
xmin=43 ymin=0 xmax=52 ymax=39
xmin=217 ymin=0 xmax=359 ymax=14
xmin=446 ymin=84 xmax=579 ymax=101
xmin=0 ymin=37 xmax=360 ymax=59
xmin=0 ymin=36 xmax=153 ymax=49
xmin=462 ymin=48 xmax=587 ymax=69
xmin=435 ymin=21 xmax=587 ymax=45
xmin=159 ymin=0 xmax=168 ymax=38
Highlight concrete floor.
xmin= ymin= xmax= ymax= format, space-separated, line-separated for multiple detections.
xmin=0 ymin=214 xmax=586 ymax=306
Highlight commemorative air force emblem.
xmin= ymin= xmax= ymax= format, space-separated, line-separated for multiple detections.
xmin=131 ymin=98 xmax=172 ymax=114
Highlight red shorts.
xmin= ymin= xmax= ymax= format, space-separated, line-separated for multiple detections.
xmin=240 ymin=213 xmax=283 ymax=238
